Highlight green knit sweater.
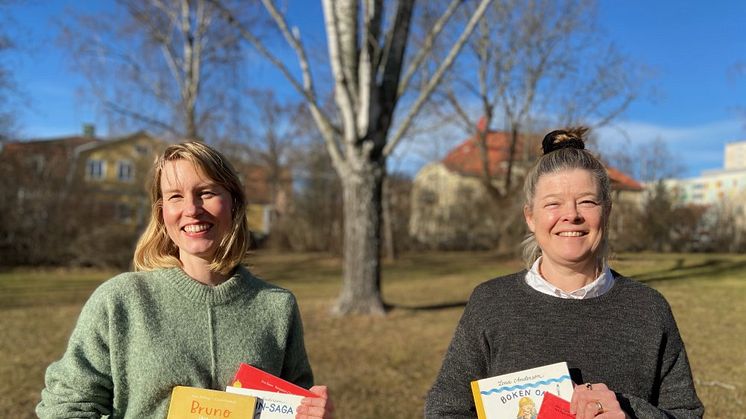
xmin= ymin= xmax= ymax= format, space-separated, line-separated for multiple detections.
xmin=37 ymin=266 xmax=314 ymax=419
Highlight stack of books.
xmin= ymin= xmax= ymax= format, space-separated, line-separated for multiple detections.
xmin=167 ymin=363 xmax=317 ymax=419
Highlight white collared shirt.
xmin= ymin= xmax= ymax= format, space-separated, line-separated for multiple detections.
xmin=525 ymin=257 xmax=614 ymax=299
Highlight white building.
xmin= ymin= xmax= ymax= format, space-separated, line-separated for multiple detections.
xmin=725 ymin=140 xmax=746 ymax=170
xmin=664 ymin=140 xmax=746 ymax=206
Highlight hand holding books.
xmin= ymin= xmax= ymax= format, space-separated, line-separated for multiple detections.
xmin=227 ymin=363 xmax=334 ymax=419
xmin=570 ymin=382 xmax=624 ymax=419
xmin=297 ymin=385 xmax=335 ymax=419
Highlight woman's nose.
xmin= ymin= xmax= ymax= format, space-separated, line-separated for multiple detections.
xmin=563 ymin=204 xmax=581 ymax=221
xmin=184 ymin=196 xmax=203 ymax=216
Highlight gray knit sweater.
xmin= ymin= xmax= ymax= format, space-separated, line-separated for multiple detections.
xmin=37 ymin=266 xmax=313 ymax=419
xmin=425 ymin=271 xmax=703 ymax=419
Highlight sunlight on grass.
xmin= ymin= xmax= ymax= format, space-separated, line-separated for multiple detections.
xmin=2 ymin=252 xmax=744 ymax=418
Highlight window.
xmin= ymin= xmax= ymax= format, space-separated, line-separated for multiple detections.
xmin=86 ymin=159 xmax=106 ymax=180
xmin=135 ymin=144 xmax=149 ymax=155
xmin=118 ymin=160 xmax=134 ymax=182
xmin=29 ymin=154 xmax=45 ymax=174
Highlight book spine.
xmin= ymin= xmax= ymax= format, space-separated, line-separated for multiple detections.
xmin=471 ymin=381 xmax=487 ymax=419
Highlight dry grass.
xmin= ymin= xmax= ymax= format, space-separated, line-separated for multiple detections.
xmin=1 ymin=252 xmax=744 ymax=418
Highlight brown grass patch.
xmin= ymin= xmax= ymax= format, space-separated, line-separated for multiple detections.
xmin=1 ymin=252 xmax=743 ymax=418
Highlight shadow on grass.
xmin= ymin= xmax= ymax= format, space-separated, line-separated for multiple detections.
xmin=385 ymin=300 xmax=468 ymax=312
xmin=632 ymin=259 xmax=746 ymax=284
xmin=385 ymin=257 xmax=746 ymax=312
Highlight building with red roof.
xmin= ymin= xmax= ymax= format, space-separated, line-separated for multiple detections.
xmin=409 ymin=124 xmax=643 ymax=249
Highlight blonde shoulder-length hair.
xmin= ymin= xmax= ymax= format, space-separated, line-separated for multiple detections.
xmin=133 ymin=141 xmax=250 ymax=275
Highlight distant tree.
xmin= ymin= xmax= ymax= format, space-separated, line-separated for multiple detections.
xmin=60 ymin=0 xmax=255 ymax=140
xmin=605 ymin=137 xmax=684 ymax=183
xmin=0 ymin=0 xmax=23 ymax=140
xmin=281 ymin=135 xmax=344 ymax=254
xmin=216 ymin=91 xmax=303 ymax=245
xmin=431 ymin=0 xmax=639 ymax=201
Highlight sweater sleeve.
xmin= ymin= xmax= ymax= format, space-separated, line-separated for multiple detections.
xmin=37 ymin=286 xmax=114 ymax=418
xmin=279 ymin=295 xmax=314 ymax=389
xmin=425 ymin=285 xmax=492 ymax=419
xmin=618 ymin=302 xmax=704 ymax=419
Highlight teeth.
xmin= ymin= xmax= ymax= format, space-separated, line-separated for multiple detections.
xmin=558 ymin=231 xmax=584 ymax=237
xmin=184 ymin=224 xmax=210 ymax=233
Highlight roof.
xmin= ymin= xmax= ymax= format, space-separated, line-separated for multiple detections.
xmin=1 ymin=136 xmax=100 ymax=154
xmin=442 ymin=130 xmax=527 ymax=177
xmin=606 ymin=166 xmax=643 ymax=191
xmin=441 ymin=128 xmax=643 ymax=192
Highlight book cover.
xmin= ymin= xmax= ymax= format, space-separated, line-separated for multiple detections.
xmin=227 ymin=386 xmax=305 ymax=419
xmin=470 ymin=361 xmax=574 ymax=419
xmin=230 ymin=363 xmax=316 ymax=397
xmin=536 ymin=392 xmax=574 ymax=419
xmin=166 ymin=386 xmax=257 ymax=419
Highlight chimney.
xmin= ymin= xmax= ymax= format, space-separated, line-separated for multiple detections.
xmin=83 ymin=123 xmax=96 ymax=138
xmin=476 ymin=116 xmax=488 ymax=133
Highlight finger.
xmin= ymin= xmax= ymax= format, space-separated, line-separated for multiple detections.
xmin=296 ymin=403 xmax=333 ymax=419
xmin=308 ymin=385 xmax=329 ymax=399
xmin=587 ymin=399 xmax=604 ymax=418
xmin=570 ymin=383 xmax=591 ymax=414
xmin=300 ymin=396 xmax=328 ymax=407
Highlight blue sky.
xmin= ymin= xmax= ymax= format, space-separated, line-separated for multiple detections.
xmin=5 ymin=1 xmax=746 ymax=178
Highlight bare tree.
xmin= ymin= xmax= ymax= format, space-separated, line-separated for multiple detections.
xmin=216 ymin=90 xmax=301 ymax=242
xmin=605 ymin=137 xmax=684 ymax=183
xmin=208 ymin=0 xmax=492 ymax=315
xmin=435 ymin=0 xmax=639 ymax=197
xmin=60 ymin=0 xmax=253 ymax=140
xmin=0 ymin=0 xmax=23 ymax=140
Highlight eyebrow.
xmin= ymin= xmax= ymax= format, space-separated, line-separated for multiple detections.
xmin=162 ymin=182 xmax=220 ymax=194
xmin=538 ymin=192 xmax=599 ymax=200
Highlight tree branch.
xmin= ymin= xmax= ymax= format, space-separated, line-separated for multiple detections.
xmin=205 ymin=0 xmax=344 ymax=166
xmin=384 ymin=0 xmax=493 ymax=157
xmin=397 ymin=0 xmax=460 ymax=97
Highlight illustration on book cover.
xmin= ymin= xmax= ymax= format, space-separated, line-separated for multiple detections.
xmin=470 ymin=362 xmax=574 ymax=419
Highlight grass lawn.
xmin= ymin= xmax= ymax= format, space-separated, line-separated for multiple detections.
xmin=1 ymin=252 xmax=744 ymax=418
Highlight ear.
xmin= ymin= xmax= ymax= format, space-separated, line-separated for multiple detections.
xmin=524 ymin=205 xmax=535 ymax=233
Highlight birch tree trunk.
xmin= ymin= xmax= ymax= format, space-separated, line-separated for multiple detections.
xmin=336 ymin=160 xmax=385 ymax=314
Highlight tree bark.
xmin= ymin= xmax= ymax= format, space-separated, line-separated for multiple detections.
xmin=382 ymin=174 xmax=397 ymax=261
xmin=334 ymin=159 xmax=385 ymax=316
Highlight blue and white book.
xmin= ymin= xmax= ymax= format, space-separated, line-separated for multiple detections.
xmin=470 ymin=361 xmax=574 ymax=419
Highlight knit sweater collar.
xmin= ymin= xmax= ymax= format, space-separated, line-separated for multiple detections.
xmin=158 ymin=265 xmax=255 ymax=305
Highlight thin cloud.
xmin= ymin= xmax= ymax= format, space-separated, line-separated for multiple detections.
xmin=597 ymin=119 xmax=746 ymax=177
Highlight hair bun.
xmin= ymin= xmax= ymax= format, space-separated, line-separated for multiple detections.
xmin=541 ymin=127 xmax=588 ymax=155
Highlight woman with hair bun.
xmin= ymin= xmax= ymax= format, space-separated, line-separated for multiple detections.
xmin=38 ymin=141 xmax=333 ymax=419
xmin=425 ymin=128 xmax=703 ymax=418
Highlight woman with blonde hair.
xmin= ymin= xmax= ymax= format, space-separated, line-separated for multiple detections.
xmin=425 ymin=128 xmax=703 ymax=418
xmin=38 ymin=141 xmax=333 ymax=419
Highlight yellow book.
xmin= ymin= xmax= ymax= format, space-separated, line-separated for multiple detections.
xmin=470 ymin=362 xmax=573 ymax=419
xmin=167 ymin=386 xmax=257 ymax=419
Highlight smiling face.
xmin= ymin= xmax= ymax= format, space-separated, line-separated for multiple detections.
xmin=160 ymin=159 xmax=233 ymax=268
xmin=524 ymin=168 xmax=607 ymax=276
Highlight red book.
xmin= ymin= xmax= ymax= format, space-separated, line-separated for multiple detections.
xmin=537 ymin=392 xmax=575 ymax=419
xmin=230 ymin=363 xmax=316 ymax=398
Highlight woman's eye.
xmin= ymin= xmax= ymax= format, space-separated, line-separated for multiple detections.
xmin=579 ymin=200 xmax=598 ymax=207
xmin=167 ymin=194 xmax=182 ymax=201
xmin=201 ymin=191 xmax=216 ymax=197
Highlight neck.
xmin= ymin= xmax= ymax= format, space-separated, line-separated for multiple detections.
xmin=180 ymin=257 xmax=229 ymax=286
xmin=539 ymin=258 xmax=599 ymax=292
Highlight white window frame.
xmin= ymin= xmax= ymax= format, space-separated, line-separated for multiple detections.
xmin=117 ymin=160 xmax=134 ymax=182
xmin=86 ymin=159 xmax=106 ymax=180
